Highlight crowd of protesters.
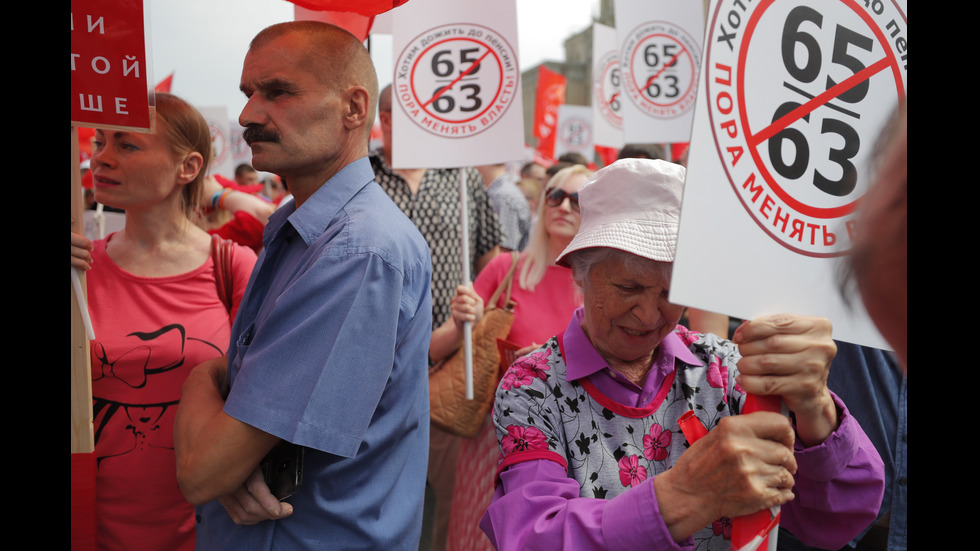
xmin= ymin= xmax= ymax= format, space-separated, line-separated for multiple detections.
xmin=73 ymin=19 xmax=906 ymax=551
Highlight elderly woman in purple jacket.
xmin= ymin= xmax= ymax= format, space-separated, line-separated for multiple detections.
xmin=479 ymin=159 xmax=884 ymax=551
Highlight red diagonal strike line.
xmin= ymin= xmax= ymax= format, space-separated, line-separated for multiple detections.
xmin=642 ymin=49 xmax=685 ymax=93
xmin=608 ymin=92 xmax=620 ymax=107
xmin=748 ymin=56 xmax=892 ymax=147
xmin=422 ymin=49 xmax=492 ymax=108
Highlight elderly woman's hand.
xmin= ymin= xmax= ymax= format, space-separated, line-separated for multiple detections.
xmin=654 ymin=411 xmax=797 ymax=542
xmin=450 ymin=285 xmax=484 ymax=330
xmin=733 ymin=314 xmax=838 ymax=446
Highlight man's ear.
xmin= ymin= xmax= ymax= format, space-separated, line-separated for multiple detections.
xmin=344 ymin=86 xmax=370 ymax=130
xmin=176 ymin=151 xmax=204 ymax=185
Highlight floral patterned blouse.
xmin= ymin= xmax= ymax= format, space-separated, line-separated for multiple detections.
xmin=482 ymin=308 xmax=884 ymax=551
xmin=491 ymin=320 xmax=741 ymax=549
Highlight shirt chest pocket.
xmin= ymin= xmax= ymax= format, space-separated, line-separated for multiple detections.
xmin=235 ymin=321 xmax=256 ymax=354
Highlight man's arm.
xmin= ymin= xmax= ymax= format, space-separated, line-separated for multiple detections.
xmin=174 ymin=357 xmax=282 ymax=508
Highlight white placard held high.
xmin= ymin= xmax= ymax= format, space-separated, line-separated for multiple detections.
xmin=592 ymin=22 xmax=624 ymax=149
xmin=391 ymin=0 xmax=524 ymax=168
xmin=615 ymin=0 xmax=704 ymax=144
xmin=672 ymin=0 xmax=907 ymax=349
xmin=554 ymin=105 xmax=594 ymax=160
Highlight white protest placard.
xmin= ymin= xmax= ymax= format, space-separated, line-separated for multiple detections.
xmin=672 ymin=0 xmax=907 ymax=349
xmin=200 ymin=106 xmax=234 ymax=179
xmin=614 ymin=0 xmax=705 ymax=143
xmin=592 ymin=23 xmax=624 ymax=149
xmin=391 ymin=0 xmax=524 ymax=168
xmin=554 ymin=105 xmax=594 ymax=160
xmin=231 ymin=123 xmax=251 ymax=169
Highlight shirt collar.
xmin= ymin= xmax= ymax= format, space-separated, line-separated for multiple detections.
xmin=264 ymin=157 xmax=375 ymax=247
xmin=563 ymin=307 xmax=703 ymax=382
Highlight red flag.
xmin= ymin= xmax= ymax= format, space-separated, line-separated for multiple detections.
xmin=289 ymin=0 xmax=407 ymax=17
xmin=155 ymin=73 xmax=173 ymax=93
xmin=731 ymin=394 xmax=783 ymax=550
xmin=533 ymin=66 xmax=566 ymax=159
xmin=295 ymin=6 xmax=373 ymax=41
xmin=670 ymin=142 xmax=690 ymax=164
xmin=77 ymin=126 xmax=96 ymax=162
xmin=595 ymin=145 xmax=618 ymax=168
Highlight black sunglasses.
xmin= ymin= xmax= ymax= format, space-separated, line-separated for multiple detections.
xmin=545 ymin=188 xmax=580 ymax=211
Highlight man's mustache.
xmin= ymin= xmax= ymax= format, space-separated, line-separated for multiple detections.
xmin=243 ymin=125 xmax=281 ymax=145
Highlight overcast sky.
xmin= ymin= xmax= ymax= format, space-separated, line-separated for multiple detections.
xmin=147 ymin=0 xmax=600 ymax=119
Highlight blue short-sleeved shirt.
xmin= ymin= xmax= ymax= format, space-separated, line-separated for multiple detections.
xmin=196 ymin=157 xmax=432 ymax=550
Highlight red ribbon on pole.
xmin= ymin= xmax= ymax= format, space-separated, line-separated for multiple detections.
xmin=730 ymin=394 xmax=783 ymax=551
xmin=678 ymin=394 xmax=783 ymax=551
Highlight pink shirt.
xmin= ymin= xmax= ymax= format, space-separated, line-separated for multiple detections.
xmin=88 ymin=235 xmax=256 ymax=551
xmin=473 ymin=253 xmax=581 ymax=347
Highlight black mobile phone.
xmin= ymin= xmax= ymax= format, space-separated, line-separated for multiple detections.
xmin=261 ymin=441 xmax=304 ymax=500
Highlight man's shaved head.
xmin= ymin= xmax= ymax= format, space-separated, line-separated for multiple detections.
xmin=249 ymin=21 xmax=379 ymax=139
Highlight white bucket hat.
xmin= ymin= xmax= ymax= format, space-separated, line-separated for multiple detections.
xmin=556 ymin=158 xmax=685 ymax=266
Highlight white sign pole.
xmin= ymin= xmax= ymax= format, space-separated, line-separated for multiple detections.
xmin=458 ymin=169 xmax=474 ymax=399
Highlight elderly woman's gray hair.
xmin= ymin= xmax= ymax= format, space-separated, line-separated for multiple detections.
xmin=565 ymin=247 xmax=672 ymax=287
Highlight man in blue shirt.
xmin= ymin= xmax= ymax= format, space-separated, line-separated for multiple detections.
xmin=175 ymin=21 xmax=432 ymax=550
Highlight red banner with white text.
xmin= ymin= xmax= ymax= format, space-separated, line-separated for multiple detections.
xmin=533 ymin=65 xmax=566 ymax=160
xmin=71 ymin=0 xmax=151 ymax=130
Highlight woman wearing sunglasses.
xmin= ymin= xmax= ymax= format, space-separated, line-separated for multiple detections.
xmin=474 ymin=164 xmax=591 ymax=357
xmin=434 ymin=164 xmax=593 ymax=551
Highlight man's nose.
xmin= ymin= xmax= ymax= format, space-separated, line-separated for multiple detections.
xmin=239 ymin=96 xmax=266 ymax=128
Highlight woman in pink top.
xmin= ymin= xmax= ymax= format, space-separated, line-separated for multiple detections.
xmin=71 ymin=93 xmax=256 ymax=551
xmin=430 ymin=165 xmax=593 ymax=551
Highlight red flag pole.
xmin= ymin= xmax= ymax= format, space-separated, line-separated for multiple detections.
xmin=730 ymin=394 xmax=783 ymax=551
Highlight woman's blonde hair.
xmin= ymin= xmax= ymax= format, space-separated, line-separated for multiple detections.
xmin=518 ymin=164 xmax=593 ymax=291
xmin=155 ymin=93 xmax=212 ymax=218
